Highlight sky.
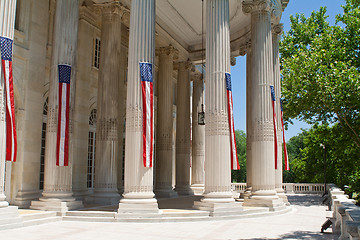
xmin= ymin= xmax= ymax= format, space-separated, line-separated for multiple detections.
xmin=230 ymin=0 xmax=346 ymax=141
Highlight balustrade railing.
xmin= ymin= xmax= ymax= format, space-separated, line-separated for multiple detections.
xmin=231 ymin=183 xmax=326 ymax=194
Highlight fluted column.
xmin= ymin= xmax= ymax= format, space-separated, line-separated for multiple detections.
xmin=273 ymin=23 xmax=288 ymax=203
xmin=90 ymin=2 xmax=124 ymax=205
xmin=191 ymin=73 xmax=205 ymax=195
xmin=30 ymin=0 xmax=83 ymax=212
xmin=243 ymin=0 xmax=279 ymax=206
xmin=154 ymin=45 xmax=178 ymax=198
xmin=174 ymin=61 xmax=193 ymax=196
xmin=0 ymin=0 xmax=16 ymax=209
xmin=202 ymin=0 xmax=233 ymax=203
xmin=118 ymin=0 xmax=158 ymax=213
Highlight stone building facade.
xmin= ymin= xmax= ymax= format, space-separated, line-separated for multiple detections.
xmin=0 ymin=0 xmax=289 ymax=218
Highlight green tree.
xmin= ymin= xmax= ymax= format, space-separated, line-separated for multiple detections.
xmin=280 ymin=1 xmax=360 ymax=149
xmin=231 ymin=130 xmax=246 ymax=182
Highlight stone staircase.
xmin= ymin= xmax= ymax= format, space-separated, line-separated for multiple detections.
xmin=20 ymin=210 xmax=61 ymax=227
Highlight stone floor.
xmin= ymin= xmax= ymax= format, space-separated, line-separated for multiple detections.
xmin=0 ymin=194 xmax=339 ymax=240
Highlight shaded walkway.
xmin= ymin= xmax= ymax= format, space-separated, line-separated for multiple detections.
xmin=0 ymin=194 xmax=339 ymax=240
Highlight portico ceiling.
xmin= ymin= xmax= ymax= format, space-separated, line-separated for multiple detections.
xmin=91 ymin=0 xmax=287 ymax=60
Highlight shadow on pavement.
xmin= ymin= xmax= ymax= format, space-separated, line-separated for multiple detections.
xmin=287 ymin=194 xmax=325 ymax=207
xmin=242 ymin=230 xmax=339 ymax=240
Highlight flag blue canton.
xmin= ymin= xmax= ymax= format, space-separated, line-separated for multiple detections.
xmin=140 ymin=62 xmax=153 ymax=82
xmin=225 ymin=73 xmax=232 ymax=91
xmin=280 ymin=98 xmax=284 ymax=112
xmin=58 ymin=65 xmax=71 ymax=84
xmin=0 ymin=37 xmax=13 ymax=61
xmin=270 ymin=85 xmax=276 ymax=101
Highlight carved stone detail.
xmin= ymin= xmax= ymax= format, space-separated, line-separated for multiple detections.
xmin=97 ymin=118 xmax=118 ymax=141
xmin=155 ymin=45 xmax=179 ymax=60
xmin=124 ymin=185 xmax=153 ymax=193
xmin=242 ymin=0 xmax=272 ymax=14
xmin=239 ymin=40 xmax=252 ymax=56
xmin=47 ymin=106 xmax=58 ymax=133
xmin=206 ymin=113 xmax=229 ymax=136
xmin=272 ymin=23 xmax=283 ymax=35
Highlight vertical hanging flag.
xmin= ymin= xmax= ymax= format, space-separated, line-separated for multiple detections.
xmin=1 ymin=37 xmax=17 ymax=162
xmin=56 ymin=64 xmax=71 ymax=166
xmin=225 ymin=73 xmax=240 ymax=170
xmin=280 ymin=99 xmax=289 ymax=171
xmin=270 ymin=85 xmax=278 ymax=169
xmin=140 ymin=62 xmax=154 ymax=168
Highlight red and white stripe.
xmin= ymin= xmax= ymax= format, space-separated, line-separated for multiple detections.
xmin=280 ymin=102 xmax=289 ymax=171
xmin=56 ymin=65 xmax=71 ymax=166
xmin=140 ymin=62 xmax=154 ymax=168
xmin=270 ymin=86 xmax=278 ymax=170
xmin=225 ymin=73 xmax=239 ymax=170
xmin=2 ymin=56 xmax=16 ymax=162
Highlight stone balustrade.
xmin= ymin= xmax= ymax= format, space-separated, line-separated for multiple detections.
xmin=231 ymin=183 xmax=326 ymax=194
xmin=328 ymin=184 xmax=360 ymax=240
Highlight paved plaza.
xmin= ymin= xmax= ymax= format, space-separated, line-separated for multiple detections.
xmin=0 ymin=195 xmax=339 ymax=240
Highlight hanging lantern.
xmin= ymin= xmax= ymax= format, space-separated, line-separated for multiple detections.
xmin=198 ymin=103 xmax=205 ymax=125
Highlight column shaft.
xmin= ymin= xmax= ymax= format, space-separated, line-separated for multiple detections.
xmin=91 ymin=2 xmax=123 ymax=205
xmin=119 ymin=0 xmax=158 ymax=213
xmin=174 ymin=61 xmax=193 ymax=196
xmin=203 ymin=0 xmax=233 ymax=202
xmin=155 ymin=46 xmax=178 ymax=198
xmin=191 ymin=74 xmax=205 ymax=195
xmin=243 ymin=0 xmax=278 ymax=204
xmin=30 ymin=0 xmax=83 ymax=212
xmin=0 ymin=0 xmax=17 ymax=208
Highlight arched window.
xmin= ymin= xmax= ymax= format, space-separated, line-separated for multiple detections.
xmin=39 ymin=97 xmax=48 ymax=190
xmin=87 ymin=109 xmax=97 ymax=189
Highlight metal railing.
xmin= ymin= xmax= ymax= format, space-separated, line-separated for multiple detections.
xmin=231 ymin=183 xmax=326 ymax=194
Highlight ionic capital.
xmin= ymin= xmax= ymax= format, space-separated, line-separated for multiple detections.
xmin=230 ymin=56 xmax=236 ymax=66
xmin=242 ymin=0 xmax=272 ymax=14
xmin=272 ymin=23 xmax=283 ymax=36
xmin=175 ymin=61 xmax=194 ymax=72
xmin=94 ymin=1 xmax=127 ymax=18
xmin=192 ymin=73 xmax=203 ymax=83
xmin=239 ymin=40 xmax=251 ymax=56
xmin=156 ymin=45 xmax=179 ymax=60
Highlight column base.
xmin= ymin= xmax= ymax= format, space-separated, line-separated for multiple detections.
xmin=154 ymin=186 xmax=178 ymax=198
xmin=0 ymin=205 xmax=23 ymax=230
xmin=30 ymin=192 xmax=83 ymax=213
xmin=191 ymin=184 xmax=204 ymax=195
xmin=86 ymin=190 xmax=121 ymax=205
xmin=243 ymin=189 xmax=287 ymax=211
xmin=72 ymin=188 xmax=91 ymax=201
xmin=276 ymin=188 xmax=290 ymax=206
xmin=117 ymin=192 xmax=159 ymax=217
xmin=193 ymin=201 xmax=243 ymax=217
xmin=14 ymin=190 xmax=41 ymax=208
xmin=174 ymin=185 xmax=194 ymax=196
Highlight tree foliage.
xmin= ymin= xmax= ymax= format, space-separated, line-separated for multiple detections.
xmin=286 ymin=124 xmax=360 ymax=195
xmin=280 ymin=0 xmax=360 ymax=149
xmin=231 ymin=130 xmax=246 ymax=182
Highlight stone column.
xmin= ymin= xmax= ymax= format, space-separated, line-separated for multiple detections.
xmin=154 ymin=45 xmax=178 ymax=198
xmin=30 ymin=0 xmax=83 ymax=212
xmin=201 ymin=0 xmax=234 ymax=204
xmin=273 ymin=23 xmax=288 ymax=204
xmin=0 ymin=0 xmax=16 ymax=209
xmin=118 ymin=0 xmax=158 ymax=214
xmin=191 ymin=73 xmax=205 ymax=195
xmin=89 ymin=2 xmax=124 ymax=205
xmin=243 ymin=0 xmax=280 ymax=207
xmin=174 ymin=61 xmax=193 ymax=196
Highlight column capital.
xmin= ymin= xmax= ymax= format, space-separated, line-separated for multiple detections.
xmin=242 ymin=0 xmax=271 ymax=14
xmin=230 ymin=56 xmax=236 ymax=66
xmin=239 ymin=40 xmax=251 ymax=56
xmin=192 ymin=73 xmax=203 ymax=83
xmin=94 ymin=1 xmax=128 ymax=18
xmin=272 ymin=23 xmax=283 ymax=36
xmin=156 ymin=45 xmax=179 ymax=60
xmin=174 ymin=61 xmax=194 ymax=72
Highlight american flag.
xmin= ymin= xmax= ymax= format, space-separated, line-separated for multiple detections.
xmin=140 ymin=62 xmax=154 ymax=168
xmin=56 ymin=64 xmax=71 ymax=166
xmin=280 ymin=99 xmax=289 ymax=171
xmin=270 ymin=85 xmax=278 ymax=170
xmin=225 ymin=73 xmax=239 ymax=170
xmin=1 ymin=36 xmax=17 ymax=162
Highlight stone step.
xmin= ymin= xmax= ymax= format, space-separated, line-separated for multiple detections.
xmin=160 ymin=209 xmax=209 ymax=218
xmin=0 ymin=222 xmax=23 ymax=231
xmin=116 ymin=215 xmax=210 ymax=223
xmin=63 ymin=216 xmax=117 ymax=222
xmin=65 ymin=211 xmax=116 ymax=218
xmin=23 ymin=216 xmax=62 ymax=227
xmin=20 ymin=211 xmax=57 ymax=221
xmin=0 ymin=216 xmax=22 ymax=226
